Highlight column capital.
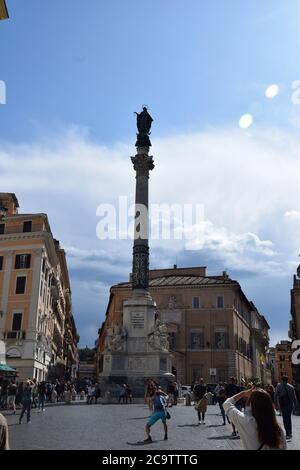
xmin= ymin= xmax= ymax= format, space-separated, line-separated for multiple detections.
xmin=131 ymin=153 xmax=154 ymax=177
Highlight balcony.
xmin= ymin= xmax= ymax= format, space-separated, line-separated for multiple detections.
xmin=3 ymin=331 xmax=26 ymax=341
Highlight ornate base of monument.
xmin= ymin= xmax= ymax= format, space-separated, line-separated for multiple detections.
xmin=98 ymin=294 xmax=173 ymax=397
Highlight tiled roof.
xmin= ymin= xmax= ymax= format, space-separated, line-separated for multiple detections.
xmin=114 ymin=275 xmax=237 ymax=289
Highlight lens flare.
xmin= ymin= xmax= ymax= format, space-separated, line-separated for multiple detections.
xmin=265 ymin=84 xmax=279 ymax=99
xmin=239 ymin=114 xmax=253 ymax=129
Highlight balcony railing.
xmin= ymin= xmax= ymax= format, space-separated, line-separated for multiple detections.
xmin=3 ymin=330 xmax=26 ymax=340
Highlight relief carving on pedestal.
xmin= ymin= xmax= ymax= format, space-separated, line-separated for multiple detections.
xmin=147 ymin=317 xmax=169 ymax=352
xmin=104 ymin=325 xmax=127 ymax=353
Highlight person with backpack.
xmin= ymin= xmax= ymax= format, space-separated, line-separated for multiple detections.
xmin=144 ymin=387 xmax=169 ymax=443
xmin=274 ymin=376 xmax=299 ymax=440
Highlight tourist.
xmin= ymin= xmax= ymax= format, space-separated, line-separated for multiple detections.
xmin=166 ymin=382 xmax=175 ymax=407
xmin=31 ymin=378 xmax=38 ymax=408
xmin=118 ymin=384 xmax=127 ymax=404
xmin=94 ymin=383 xmax=101 ymax=404
xmin=87 ymin=384 xmax=95 ymax=404
xmin=125 ymin=385 xmax=133 ymax=404
xmin=0 ymin=412 xmax=9 ymax=450
xmin=173 ymin=381 xmax=179 ymax=405
xmin=37 ymin=381 xmax=47 ymax=412
xmin=274 ymin=375 xmax=299 ymax=440
xmin=7 ymin=380 xmax=17 ymax=414
xmin=224 ymin=387 xmax=286 ymax=450
xmin=217 ymin=382 xmax=227 ymax=425
xmin=19 ymin=380 xmax=33 ymax=424
xmin=225 ymin=377 xmax=241 ymax=436
xmin=144 ymin=387 xmax=169 ymax=443
xmin=193 ymin=378 xmax=208 ymax=424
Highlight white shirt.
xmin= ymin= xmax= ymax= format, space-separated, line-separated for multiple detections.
xmin=223 ymin=397 xmax=286 ymax=450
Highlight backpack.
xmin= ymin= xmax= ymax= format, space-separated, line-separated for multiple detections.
xmin=279 ymin=384 xmax=291 ymax=408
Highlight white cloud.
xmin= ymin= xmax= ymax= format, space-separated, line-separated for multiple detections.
xmin=1 ymin=125 xmax=299 ymax=344
xmin=285 ymin=210 xmax=300 ymax=220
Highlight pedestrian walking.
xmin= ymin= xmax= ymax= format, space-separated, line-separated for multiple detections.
xmin=19 ymin=380 xmax=33 ymax=424
xmin=193 ymin=378 xmax=208 ymax=424
xmin=7 ymin=380 xmax=17 ymax=414
xmin=274 ymin=376 xmax=299 ymax=440
xmin=224 ymin=387 xmax=286 ymax=450
xmin=144 ymin=387 xmax=169 ymax=443
xmin=0 ymin=413 xmax=9 ymax=450
xmin=217 ymin=382 xmax=227 ymax=425
xmin=37 ymin=381 xmax=47 ymax=412
xmin=31 ymin=379 xmax=38 ymax=408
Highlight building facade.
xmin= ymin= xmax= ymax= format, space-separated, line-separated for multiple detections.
xmin=275 ymin=340 xmax=293 ymax=384
xmin=96 ymin=266 xmax=270 ymax=385
xmin=289 ymin=263 xmax=300 ymax=389
xmin=0 ymin=193 xmax=79 ymax=381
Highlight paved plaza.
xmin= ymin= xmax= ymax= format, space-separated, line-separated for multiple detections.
xmin=3 ymin=403 xmax=300 ymax=450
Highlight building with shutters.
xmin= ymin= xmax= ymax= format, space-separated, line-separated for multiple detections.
xmin=96 ymin=266 xmax=270 ymax=385
xmin=0 ymin=193 xmax=79 ymax=381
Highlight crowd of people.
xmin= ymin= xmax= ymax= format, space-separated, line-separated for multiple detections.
xmin=142 ymin=375 xmax=299 ymax=449
xmin=1 ymin=373 xmax=299 ymax=450
xmin=0 ymin=376 xmax=103 ymax=416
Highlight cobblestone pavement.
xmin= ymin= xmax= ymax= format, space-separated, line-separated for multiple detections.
xmin=3 ymin=403 xmax=300 ymax=450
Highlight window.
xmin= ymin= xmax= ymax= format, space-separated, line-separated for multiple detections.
xmin=192 ymin=366 xmax=203 ymax=383
xmin=190 ymin=331 xmax=204 ymax=349
xmin=217 ymin=295 xmax=224 ymax=308
xmin=23 ymin=221 xmax=32 ymax=233
xmin=42 ymin=258 xmax=46 ymax=273
xmin=214 ymin=330 xmax=229 ymax=349
xmin=0 ymin=223 xmax=5 ymax=234
xmin=15 ymin=254 xmax=31 ymax=269
xmin=12 ymin=313 xmax=22 ymax=331
xmin=169 ymin=332 xmax=177 ymax=349
xmin=0 ymin=256 xmax=3 ymax=270
xmin=192 ymin=297 xmax=200 ymax=309
xmin=16 ymin=276 xmax=26 ymax=294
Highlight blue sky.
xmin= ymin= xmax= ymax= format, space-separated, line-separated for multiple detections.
xmin=1 ymin=1 xmax=300 ymax=347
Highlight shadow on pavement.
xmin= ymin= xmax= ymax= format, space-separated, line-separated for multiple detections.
xmin=208 ymin=435 xmax=240 ymax=440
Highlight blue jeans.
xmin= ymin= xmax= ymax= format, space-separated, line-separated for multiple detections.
xmin=38 ymin=394 xmax=46 ymax=410
xmin=281 ymin=406 xmax=293 ymax=436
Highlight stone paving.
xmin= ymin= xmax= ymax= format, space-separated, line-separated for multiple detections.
xmin=3 ymin=403 xmax=300 ymax=450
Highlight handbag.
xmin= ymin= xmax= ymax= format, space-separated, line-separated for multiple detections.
xmin=166 ymin=411 xmax=171 ymax=420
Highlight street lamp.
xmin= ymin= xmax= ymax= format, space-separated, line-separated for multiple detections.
xmin=0 ymin=0 xmax=9 ymax=20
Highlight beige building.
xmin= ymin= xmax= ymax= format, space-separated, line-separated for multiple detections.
xmin=0 ymin=193 xmax=79 ymax=381
xmin=96 ymin=266 xmax=270 ymax=385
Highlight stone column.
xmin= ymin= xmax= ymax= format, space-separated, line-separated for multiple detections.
xmin=131 ymin=146 xmax=154 ymax=293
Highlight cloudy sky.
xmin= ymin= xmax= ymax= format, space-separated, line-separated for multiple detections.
xmin=1 ymin=1 xmax=300 ymax=347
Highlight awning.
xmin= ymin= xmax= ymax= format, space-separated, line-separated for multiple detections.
xmin=0 ymin=363 xmax=17 ymax=372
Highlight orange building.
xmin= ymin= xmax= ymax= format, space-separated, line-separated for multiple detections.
xmin=0 ymin=193 xmax=79 ymax=381
xmin=96 ymin=266 xmax=270 ymax=385
xmin=275 ymin=340 xmax=293 ymax=384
